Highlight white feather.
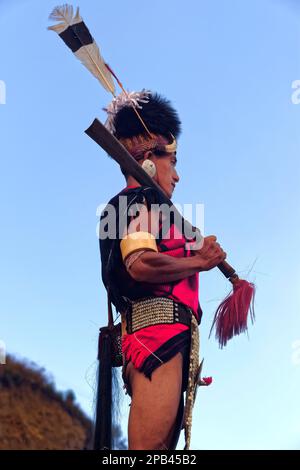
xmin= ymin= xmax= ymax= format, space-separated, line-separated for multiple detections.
xmin=104 ymin=90 xmax=151 ymax=132
xmin=75 ymin=43 xmax=115 ymax=94
xmin=48 ymin=4 xmax=80 ymax=34
xmin=48 ymin=4 xmax=115 ymax=94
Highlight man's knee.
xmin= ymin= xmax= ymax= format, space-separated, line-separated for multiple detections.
xmin=129 ymin=419 xmax=176 ymax=450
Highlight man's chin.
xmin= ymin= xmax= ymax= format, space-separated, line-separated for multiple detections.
xmin=165 ymin=188 xmax=173 ymax=198
xmin=158 ymin=184 xmax=173 ymax=199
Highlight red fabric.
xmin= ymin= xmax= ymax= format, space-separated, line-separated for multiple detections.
xmin=122 ymin=323 xmax=189 ymax=370
xmin=152 ymin=222 xmax=199 ymax=317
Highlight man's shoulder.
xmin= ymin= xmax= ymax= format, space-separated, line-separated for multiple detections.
xmin=107 ymin=185 xmax=161 ymax=208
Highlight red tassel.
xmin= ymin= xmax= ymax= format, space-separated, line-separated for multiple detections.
xmin=210 ymin=279 xmax=255 ymax=348
xmin=201 ymin=376 xmax=213 ymax=386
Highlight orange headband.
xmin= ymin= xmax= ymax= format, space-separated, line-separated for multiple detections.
xmin=119 ymin=133 xmax=177 ymax=159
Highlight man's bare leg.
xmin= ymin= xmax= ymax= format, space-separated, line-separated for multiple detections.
xmin=126 ymin=352 xmax=183 ymax=450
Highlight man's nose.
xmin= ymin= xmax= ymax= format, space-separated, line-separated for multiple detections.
xmin=173 ymin=170 xmax=180 ymax=183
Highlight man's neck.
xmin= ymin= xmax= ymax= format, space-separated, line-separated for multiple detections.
xmin=126 ymin=177 xmax=141 ymax=188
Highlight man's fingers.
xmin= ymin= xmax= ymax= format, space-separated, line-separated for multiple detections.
xmin=210 ymin=252 xmax=227 ymax=268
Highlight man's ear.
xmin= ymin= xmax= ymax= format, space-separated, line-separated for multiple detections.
xmin=143 ymin=150 xmax=154 ymax=161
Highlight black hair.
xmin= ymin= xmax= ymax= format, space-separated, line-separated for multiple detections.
xmin=113 ymin=92 xmax=181 ymax=140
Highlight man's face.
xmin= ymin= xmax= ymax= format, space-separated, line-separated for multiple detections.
xmin=152 ymin=152 xmax=180 ymax=199
xmin=141 ymin=136 xmax=180 ymax=198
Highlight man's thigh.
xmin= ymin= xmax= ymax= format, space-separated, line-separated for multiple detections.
xmin=127 ymin=352 xmax=183 ymax=449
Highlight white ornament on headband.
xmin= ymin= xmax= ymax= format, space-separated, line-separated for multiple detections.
xmin=103 ymin=89 xmax=151 ymax=133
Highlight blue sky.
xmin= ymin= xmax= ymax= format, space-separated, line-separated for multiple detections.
xmin=1 ymin=0 xmax=300 ymax=450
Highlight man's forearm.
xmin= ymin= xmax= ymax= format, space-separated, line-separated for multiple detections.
xmin=128 ymin=251 xmax=201 ymax=283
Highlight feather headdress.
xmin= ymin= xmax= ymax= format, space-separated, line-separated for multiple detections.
xmin=48 ymin=4 xmax=115 ymax=94
xmin=103 ymin=90 xmax=151 ymax=134
xmin=48 ymin=4 xmax=154 ymax=136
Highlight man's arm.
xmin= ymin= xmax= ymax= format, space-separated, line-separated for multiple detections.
xmin=128 ymin=236 xmax=227 ymax=283
xmin=121 ymin=199 xmax=226 ymax=283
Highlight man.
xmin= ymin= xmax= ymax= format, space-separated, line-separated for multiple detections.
xmin=99 ymin=91 xmax=226 ymax=450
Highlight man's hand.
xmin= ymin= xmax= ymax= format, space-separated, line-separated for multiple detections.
xmin=192 ymin=235 xmax=227 ymax=271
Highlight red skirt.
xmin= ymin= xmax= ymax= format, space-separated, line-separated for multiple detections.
xmin=121 ymin=323 xmax=191 ymax=397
